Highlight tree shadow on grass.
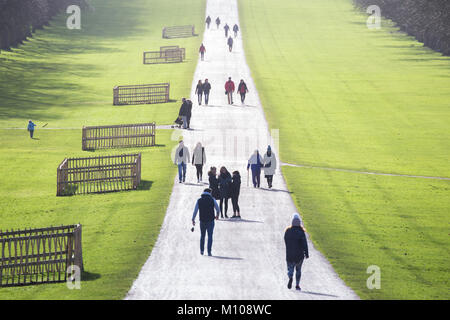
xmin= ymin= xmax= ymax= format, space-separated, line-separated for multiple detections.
xmin=137 ymin=180 xmax=153 ymax=191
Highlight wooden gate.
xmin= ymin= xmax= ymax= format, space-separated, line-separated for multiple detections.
xmin=113 ymin=83 xmax=170 ymax=105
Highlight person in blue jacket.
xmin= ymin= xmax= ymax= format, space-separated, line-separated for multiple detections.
xmin=192 ymin=188 xmax=220 ymax=256
xmin=247 ymin=150 xmax=263 ymax=188
xmin=27 ymin=120 xmax=36 ymax=138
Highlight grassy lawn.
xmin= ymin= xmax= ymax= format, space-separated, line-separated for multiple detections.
xmin=0 ymin=0 xmax=205 ymax=299
xmin=239 ymin=0 xmax=450 ymax=299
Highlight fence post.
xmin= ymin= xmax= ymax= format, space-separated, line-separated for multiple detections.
xmin=82 ymin=127 xmax=86 ymax=151
xmin=74 ymin=224 xmax=84 ymax=272
xmin=113 ymin=86 xmax=119 ymax=105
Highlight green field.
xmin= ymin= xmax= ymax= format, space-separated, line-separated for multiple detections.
xmin=239 ymin=0 xmax=450 ymax=299
xmin=0 ymin=0 xmax=204 ymax=299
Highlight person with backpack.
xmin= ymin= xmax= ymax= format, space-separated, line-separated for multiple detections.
xmin=205 ymin=16 xmax=211 ymax=29
xmin=208 ymin=167 xmax=221 ymax=200
xmin=195 ymin=80 xmax=204 ymax=105
xmin=178 ymin=98 xmax=189 ymax=129
xmin=227 ymin=36 xmax=233 ymax=52
xmin=218 ymin=166 xmax=232 ymax=218
xmin=27 ymin=120 xmax=37 ymax=139
xmin=263 ymin=145 xmax=277 ymax=188
xmin=192 ymin=188 xmax=221 ymax=256
xmin=233 ymin=24 xmax=239 ymax=37
xmin=230 ymin=171 xmax=241 ymax=218
xmin=225 ymin=77 xmax=235 ymax=105
xmin=247 ymin=150 xmax=263 ymax=188
xmin=215 ymin=17 xmax=221 ymax=29
xmin=199 ymin=43 xmax=206 ymax=61
xmin=237 ymin=79 xmax=249 ymax=104
xmin=284 ymin=213 xmax=309 ymax=290
xmin=174 ymin=140 xmax=190 ymax=183
xmin=186 ymin=99 xmax=193 ymax=129
xmin=224 ymin=23 xmax=230 ymax=38
xmin=192 ymin=142 xmax=206 ymax=183
xmin=202 ymin=79 xmax=211 ymax=105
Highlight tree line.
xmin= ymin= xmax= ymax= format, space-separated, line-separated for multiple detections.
xmin=354 ymin=0 xmax=450 ymax=56
xmin=0 ymin=0 xmax=86 ymax=52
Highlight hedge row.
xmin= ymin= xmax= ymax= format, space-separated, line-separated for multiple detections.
xmin=0 ymin=0 xmax=86 ymax=52
xmin=354 ymin=0 xmax=450 ymax=56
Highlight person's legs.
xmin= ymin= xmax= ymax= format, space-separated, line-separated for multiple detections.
xmin=182 ymin=163 xmax=187 ymax=182
xmin=199 ymin=221 xmax=207 ymax=254
xmin=295 ymin=258 xmax=304 ymax=288
xmin=195 ymin=164 xmax=202 ymax=182
xmin=219 ymin=198 xmax=224 ymax=218
xmin=206 ymin=220 xmax=215 ymax=255
xmin=286 ymin=261 xmax=295 ymax=289
xmin=224 ymin=197 xmax=229 ymax=216
xmin=187 ymin=116 xmax=191 ymax=129
xmin=231 ymin=196 xmax=237 ymax=214
xmin=181 ymin=116 xmax=187 ymax=129
xmin=204 ymin=92 xmax=209 ymax=105
xmin=256 ymin=169 xmax=261 ymax=187
xmin=227 ymin=92 xmax=231 ymax=104
xmin=230 ymin=92 xmax=233 ymax=104
xmin=251 ymin=169 xmax=257 ymax=187
xmin=177 ymin=164 xmax=183 ymax=182
xmin=240 ymin=92 xmax=245 ymax=103
xmin=198 ymin=93 xmax=202 ymax=105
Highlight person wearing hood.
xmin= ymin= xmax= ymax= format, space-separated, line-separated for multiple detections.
xmin=284 ymin=213 xmax=309 ymax=291
xmin=192 ymin=142 xmax=206 ymax=183
xmin=174 ymin=140 xmax=190 ymax=183
xmin=247 ymin=150 xmax=263 ymax=188
xmin=192 ymin=188 xmax=220 ymax=256
xmin=215 ymin=17 xmax=221 ymax=29
xmin=263 ymin=145 xmax=277 ymax=188
xmin=208 ymin=167 xmax=220 ymax=200
xmin=230 ymin=171 xmax=241 ymax=218
xmin=224 ymin=23 xmax=230 ymax=38
xmin=218 ymin=166 xmax=232 ymax=218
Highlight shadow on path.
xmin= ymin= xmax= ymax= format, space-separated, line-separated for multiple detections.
xmin=210 ymin=256 xmax=243 ymax=261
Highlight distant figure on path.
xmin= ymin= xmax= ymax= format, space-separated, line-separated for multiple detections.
xmin=218 ymin=166 xmax=232 ymax=218
xmin=202 ymin=79 xmax=211 ymax=105
xmin=205 ymin=16 xmax=211 ymax=29
xmin=178 ymin=98 xmax=189 ymax=129
xmin=233 ymin=24 xmax=239 ymax=37
xmin=174 ymin=140 xmax=190 ymax=183
xmin=263 ymin=145 xmax=277 ymax=188
xmin=208 ymin=167 xmax=220 ymax=200
xmin=192 ymin=142 xmax=206 ymax=183
xmin=247 ymin=150 xmax=263 ymax=188
xmin=224 ymin=23 xmax=230 ymax=37
xmin=27 ymin=120 xmax=36 ymax=139
xmin=227 ymin=36 xmax=233 ymax=52
xmin=237 ymin=79 xmax=249 ymax=104
xmin=195 ymin=80 xmax=204 ymax=105
xmin=199 ymin=43 xmax=206 ymax=61
xmin=284 ymin=213 xmax=309 ymax=290
xmin=215 ymin=17 xmax=221 ymax=29
xmin=225 ymin=77 xmax=235 ymax=105
xmin=192 ymin=188 xmax=220 ymax=256
xmin=186 ymin=99 xmax=193 ymax=129
xmin=230 ymin=171 xmax=241 ymax=218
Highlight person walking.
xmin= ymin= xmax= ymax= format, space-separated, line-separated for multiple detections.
xmin=225 ymin=77 xmax=235 ymax=105
xmin=237 ymin=79 xmax=249 ymax=104
xmin=215 ymin=17 xmax=221 ymax=29
xmin=247 ymin=150 xmax=263 ymax=188
xmin=233 ymin=24 xmax=239 ymax=37
xmin=27 ymin=120 xmax=36 ymax=139
xmin=227 ymin=36 xmax=233 ymax=52
xmin=192 ymin=188 xmax=221 ymax=256
xmin=186 ymin=99 xmax=193 ymax=129
xmin=263 ymin=145 xmax=277 ymax=188
xmin=199 ymin=43 xmax=206 ymax=61
xmin=205 ymin=16 xmax=211 ymax=29
xmin=202 ymin=79 xmax=211 ymax=105
xmin=224 ymin=23 xmax=230 ymax=37
xmin=284 ymin=213 xmax=309 ymax=290
xmin=174 ymin=140 xmax=190 ymax=183
xmin=208 ymin=167 xmax=221 ymax=200
xmin=192 ymin=142 xmax=206 ymax=183
xmin=230 ymin=171 xmax=241 ymax=218
xmin=178 ymin=98 xmax=189 ymax=129
xmin=195 ymin=80 xmax=204 ymax=105
xmin=218 ymin=166 xmax=232 ymax=218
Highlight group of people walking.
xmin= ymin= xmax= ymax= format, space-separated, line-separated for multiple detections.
xmin=247 ymin=146 xmax=277 ymax=188
xmin=205 ymin=16 xmax=239 ymax=53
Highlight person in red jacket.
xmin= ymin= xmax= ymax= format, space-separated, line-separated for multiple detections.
xmin=199 ymin=43 xmax=206 ymax=61
xmin=237 ymin=79 xmax=249 ymax=104
xmin=224 ymin=77 xmax=235 ymax=105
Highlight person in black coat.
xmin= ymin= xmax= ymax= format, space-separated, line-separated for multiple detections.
xmin=178 ymin=98 xmax=189 ymax=129
xmin=186 ymin=99 xmax=193 ymax=129
xmin=202 ymin=79 xmax=211 ymax=105
xmin=195 ymin=80 xmax=203 ymax=105
xmin=205 ymin=16 xmax=211 ymax=29
xmin=284 ymin=213 xmax=309 ymax=291
xmin=218 ymin=166 xmax=232 ymax=218
xmin=208 ymin=167 xmax=220 ymax=200
xmin=230 ymin=171 xmax=241 ymax=218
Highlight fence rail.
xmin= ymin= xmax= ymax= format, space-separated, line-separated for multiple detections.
xmin=143 ymin=47 xmax=185 ymax=64
xmin=113 ymin=83 xmax=170 ymax=105
xmin=57 ymin=154 xmax=141 ymax=196
xmin=82 ymin=123 xmax=156 ymax=150
xmin=0 ymin=224 xmax=83 ymax=287
xmin=162 ymin=25 xmax=195 ymax=39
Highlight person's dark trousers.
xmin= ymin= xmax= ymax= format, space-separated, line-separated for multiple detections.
xmin=240 ymin=92 xmax=246 ymax=103
xmin=29 ymin=130 xmax=34 ymax=138
xmin=234 ymin=31 xmax=237 ymax=37
xmin=266 ymin=175 xmax=273 ymax=188
xmin=204 ymin=92 xmax=210 ymax=105
xmin=200 ymin=220 xmax=215 ymax=255
xmin=287 ymin=258 xmax=304 ymax=286
xmin=198 ymin=93 xmax=202 ymax=105
xmin=200 ymin=53 xmax=204 ymax=61
xmin=195 ymin=164 xmax=203 ymax=181
xmin=220 ymin=197 xmax=229 ymax=217
xmin=229 ymin=45 xmax=233 ymax=52
xmin=178 ymin=163 xmax=187 ymax=182
xmin=251 ymin=168 xmax=261 ymax=187
xmin=187 ymin=115 xmax=191 ymax=128
xmin=231 ymin=195 xmax=240 ymax=214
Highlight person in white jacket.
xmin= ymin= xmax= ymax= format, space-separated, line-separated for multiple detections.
xmin=192 ymin=142 xmax=207 ymax=183
xmin=174 ymin=140 xmax=190 ymax=183
xmin=263 ymin=145 xmax=277 ymax=188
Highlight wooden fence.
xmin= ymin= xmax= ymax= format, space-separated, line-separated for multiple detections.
xmin=143 ymin=47 xmax=185 ymax=64
xmin=160 ymin=46 xmax=186 ymax=60
xmin=162 ymin=25 xmax=195 ymax=39
xmin=113 ymin=83 xmax=170 ymax=105
xmin=57 ymin=154 xmax=141 ymax=196
xmin=0 ymin=224 xmax=83 ymax=287
xmin=82 ymin=123 xmax=156 ymax=150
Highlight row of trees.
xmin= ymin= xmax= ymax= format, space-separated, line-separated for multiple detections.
xmin=0 ymin=0 xmax=86 ymax=52
xmin=354 ymin=0 xmax=450 ymax=55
